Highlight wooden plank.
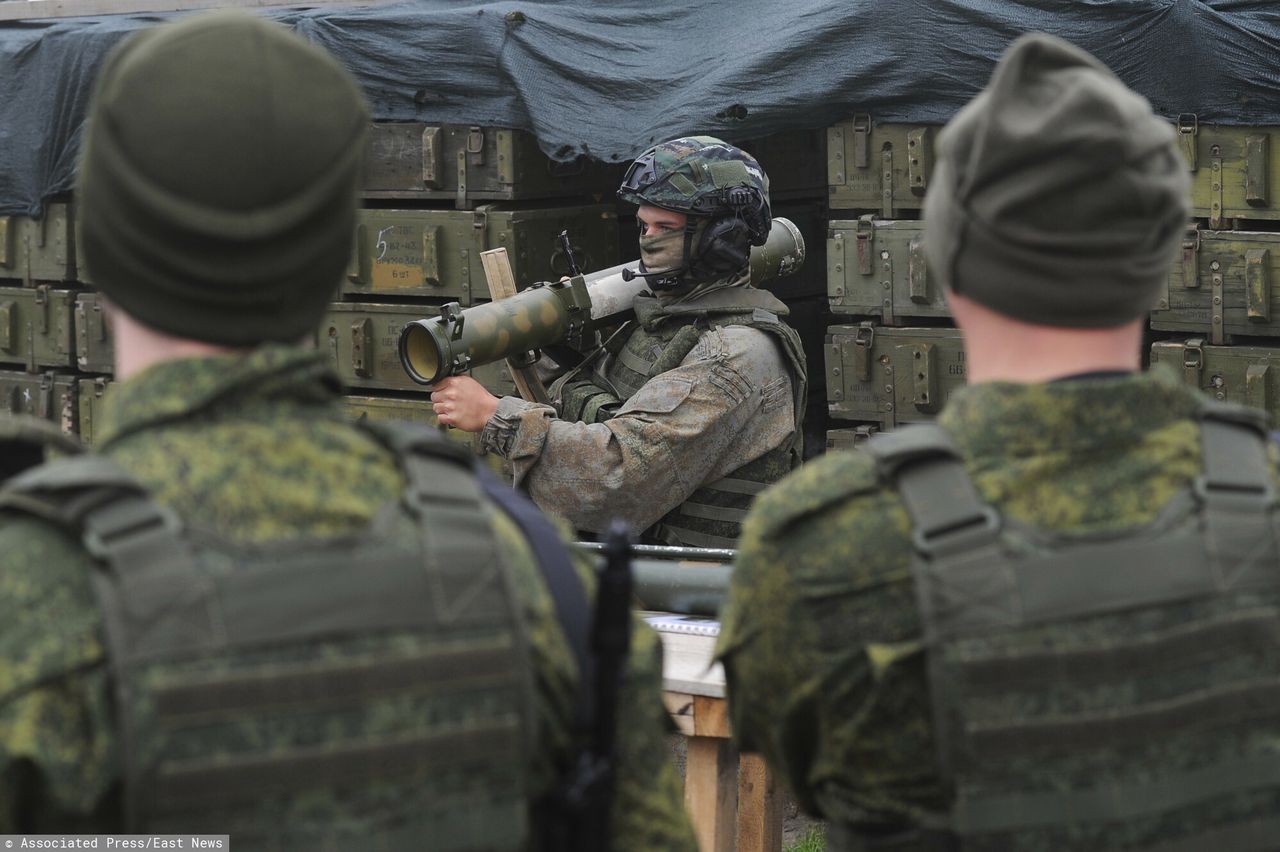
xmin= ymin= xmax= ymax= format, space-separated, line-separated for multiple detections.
xmin=479 ymin=247 xmax=550 ymax=404
xmin=685 ymin=736 xmax=737 ymax=852
xmin=0 ymin=0 xmax=387 ymax=22
xmin=693 ymin=694 xmax=731 ymax=739
xmin=737 ymin=753 xmax=783 ymax=852
xmin=664 ymin=691 xmax=696 ymax=737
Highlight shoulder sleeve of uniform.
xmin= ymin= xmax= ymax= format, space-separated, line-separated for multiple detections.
xmin=0 ymin=514 xmax=105 ymax=696
xmin=748 ymin=449 xmax=884 ymax=541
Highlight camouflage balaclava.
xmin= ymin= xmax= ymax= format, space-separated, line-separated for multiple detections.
xmin=78 ymin=11 xmax=369 ymax=346
xmin=618 ymin=136 xmax=771 ymax=293
xmin=924 ymin=33 xmax=1189 ymax=328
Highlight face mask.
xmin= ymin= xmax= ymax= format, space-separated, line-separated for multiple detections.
xmin=638 ymin=229 xmax=687 ymax=278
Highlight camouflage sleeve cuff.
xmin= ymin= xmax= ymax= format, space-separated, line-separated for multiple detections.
xmin=480 ymin=395 xmax=553 ymax=458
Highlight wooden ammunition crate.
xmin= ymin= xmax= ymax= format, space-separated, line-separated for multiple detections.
xmin=0 ymin=285 xmax=78 ymax=370
xmin=827 ymin=217 xmax=945 ymax=322
xmin=341 ymin=393 xmax=505 ymax=474
xmin=0 ymin=369 xmax=77 ymax=432
xmin=362 ymin=123 xmax=622 ymax=207
xmin=827 ymin=116 xmax=939 ymax=216
xmin=1151 ymin=337 xmax=1280 ymax=417
xmin=77 ymin=376 xmax=113 ymax=445
xmin=320 ymin=301 xmax=517 ymax=396
xmin=1175 ymin=118 xmax=1280 ymax=226
xmin=344 ymin=203 xmax=618 ymax=304
xmin=0 ymin=202 xmax=79 ymax=286
xmin=74 ymin=291 xmax=112 ymax=373
xmin=1153 ymin=227 xmax=1280 ymax=342
xmin=826 ymin=324 xmax=966 ymax=429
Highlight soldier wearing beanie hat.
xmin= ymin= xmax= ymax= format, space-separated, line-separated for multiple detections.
xmin=719 ymin=33 xmax=1280 ymax=850
xmin=0 ymin=12 xmax=695 ymax=851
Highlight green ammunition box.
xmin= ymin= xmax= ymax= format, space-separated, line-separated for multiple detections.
xmin=77 ymin=377 xmax=113 ymax=445
xmin=1153 ymin=227 xmax=1280 ymax=342
xmin=0 ymin=285 xmax=78 ymax=370
xmin=0 ymin=369 xmax=77 ymax=432
xmin=1151 ymin=338 xmax=1280 ymax=418
xmin=827 ymin=216 xmax=945 ymax=322
xmin=74 ymin=291 xmax=113 ymax=373
xmin=733 ymin=128 xmax=828 ymax=200
xmin=1174 ymin=118 xmax=1280 ymax=226
xmin=826 ymin=324 xmax=966 ymax=429
xmin=362 ymin=123 xmax=622 ymax=207
xmin=0 ymin=202 xmax=78 ymax=286
xmin=825 ymin=425 xmax=879 ymax=453
xmin=827 ymin=116 xmax=939 ymax=215
xmin=320 ymin=301 xmax=518 ymax=395
xmin=341 ymin=393 xmax=505 ymax=474
xmin=343 ymin=203 xmax=619 ymax=304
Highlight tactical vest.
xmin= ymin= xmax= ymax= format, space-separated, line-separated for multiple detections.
xmin=831 ymin=402 xmax=1280 ymax=852
xmin=557 ymin=287 xmax=807 ymax=548
xmin=0 ymin=422 xmax=538 ymax=851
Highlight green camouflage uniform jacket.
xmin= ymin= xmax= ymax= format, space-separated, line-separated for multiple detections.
xmin=479 ymin=280 xmax=799 ymax=536
xmin=716 ymin=370 xmax=1267 ymax=837
xmin=0 ymin=345 xmax=695 ymax=850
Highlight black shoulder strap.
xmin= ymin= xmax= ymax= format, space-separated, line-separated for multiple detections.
xmin=477 ymin=470 xmax=594 ymax=725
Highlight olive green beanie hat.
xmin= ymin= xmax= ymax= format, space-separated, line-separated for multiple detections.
xmin=78 ymin=11 xmax=369 ymax=345
xmin=923 ymin=33 xmax=1190 ymax=328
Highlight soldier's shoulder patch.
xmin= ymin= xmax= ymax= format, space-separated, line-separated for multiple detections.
xmin=749 ymin=449 xmax=885 ymax=540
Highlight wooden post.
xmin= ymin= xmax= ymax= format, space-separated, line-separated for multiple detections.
xmin=737 ymin=753 xmax=784 ymax=852
xmin=479 ymin=248 xmax=551 ymax=404
xmin=685 ymin=737 xmax=738 ymax=852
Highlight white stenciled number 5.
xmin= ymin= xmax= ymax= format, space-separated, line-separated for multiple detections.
xmin=376 ymin=226 xmax=393 ymax=261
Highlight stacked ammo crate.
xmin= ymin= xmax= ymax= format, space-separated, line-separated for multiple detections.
xmin=318 ymin=123 xmax=626 ymax=462
xmin=1147 ymin=118 xmax=1280 ymax=417
xmin=0 ymin=201 xmax=115 ymax=444
xmin=823 ymin=116 xmax=960 ymax=450
xmin=822 ymin=115 xmax=1280 ymax=448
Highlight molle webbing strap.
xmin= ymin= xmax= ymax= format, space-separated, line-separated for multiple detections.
xmin=152 ymin=640 xmax=518 ymax=719
xmin=152 ymin=720 xmax=522 ymax=810
xmin=958 ymin=607 xmax=1280 ymax=689
xmin=954 ymin=753 xmax=1280 ymax=835
xmin=674 ymin=501 xmax=750 ymax=524
xmin=657 ymin=526 xmax=739 ymax=549
xmin=966 ymin=672 xmax=1280 ymax=754
xmin=704 ymin=476 xmax=767 ymax=496
xmin=616 ymin=339 xmax=661 ymax=377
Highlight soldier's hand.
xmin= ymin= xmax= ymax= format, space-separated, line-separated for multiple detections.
xmin=432 ymin=376 xmax=500 ymax=433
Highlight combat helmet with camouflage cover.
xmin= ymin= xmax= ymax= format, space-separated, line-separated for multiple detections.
xmin=618 ymin=136 xmax=772 ymax=287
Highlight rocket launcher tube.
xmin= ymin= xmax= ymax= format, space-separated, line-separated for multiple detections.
xmin=398 ymin=217 xmax=805 ymax=386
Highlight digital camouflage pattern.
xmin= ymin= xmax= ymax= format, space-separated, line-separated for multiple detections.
xmin=479 ymin=280 xmax=801 ymax=539
xmin=0 ymin=345 xmax=695 ymax=850
xmin=717 ymin=370 xmax=1280 ymax=842
xmin=617 ymin=136 xmax=770 ymax=233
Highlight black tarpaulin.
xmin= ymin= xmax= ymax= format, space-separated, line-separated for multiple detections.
xmin=2 ymin=0 xmax=1279 ymax=215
